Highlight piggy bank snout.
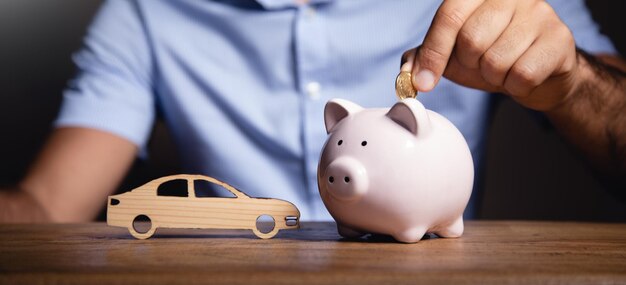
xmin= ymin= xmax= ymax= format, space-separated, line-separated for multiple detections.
xmin=323 ymin=156 xmax=369 ymax=201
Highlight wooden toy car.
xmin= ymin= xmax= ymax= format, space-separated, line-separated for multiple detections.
xmin=107 ymin=174 xmax=300 ymax=239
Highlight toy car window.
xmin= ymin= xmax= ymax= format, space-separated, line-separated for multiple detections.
xmin=156 ymin=179 xmax=188 ymax=197
xmin=194 ymin=179 xmax=236 ymax=198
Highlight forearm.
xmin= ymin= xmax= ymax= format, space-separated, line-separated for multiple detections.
xmin=19 ymin=128 xmax=137 ymax=223
xmin=545 ymin=49 xmax=626 ymax=186
xmin=1 ymin=128 xmax=137 ymax=223
xmin=0 ymin=188 xmax=50 ymax=223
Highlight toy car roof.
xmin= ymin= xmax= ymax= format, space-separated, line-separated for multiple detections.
xmin=133 ymin=174 xmax=249 ymax=198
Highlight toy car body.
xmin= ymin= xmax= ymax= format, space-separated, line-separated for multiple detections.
xmin=107 ymin=174 xmax=300 ymax=239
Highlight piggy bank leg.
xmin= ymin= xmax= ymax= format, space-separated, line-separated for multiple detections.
xmin=337 ymin=224 xmax=366 ymax=239
xmin=434 ymin=216 xmax=464 ymax=238
xmin=392 ymin=227 xmax=427 ymax=243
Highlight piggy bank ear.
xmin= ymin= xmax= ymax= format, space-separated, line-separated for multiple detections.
xmin=324 ymin=99 xmax=363 ymax=133
xmin=386 ymin=99 xmax=431 ymax=137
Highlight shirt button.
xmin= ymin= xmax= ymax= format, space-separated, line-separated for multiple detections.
xmin=306 ymin=81 xmax=321 ymax=100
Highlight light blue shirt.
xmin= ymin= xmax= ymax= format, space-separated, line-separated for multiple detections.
xmin=56 ymin=0 xmax=615 ymax=221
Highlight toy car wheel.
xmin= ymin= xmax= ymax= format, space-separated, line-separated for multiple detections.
xmin=128 ymin=214 xmax=156 ymax=239
xmin=252 ymin=215 xmax=279 ymax=239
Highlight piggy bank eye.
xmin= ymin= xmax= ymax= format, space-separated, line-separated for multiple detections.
xmin=337 ymin=140 xmax=343 ymax=146
xmin=361 ymin=141 xmax=367 ymax=146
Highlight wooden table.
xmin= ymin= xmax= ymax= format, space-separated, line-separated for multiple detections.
xmin=1 ymin=221 xmax=625 ymax=284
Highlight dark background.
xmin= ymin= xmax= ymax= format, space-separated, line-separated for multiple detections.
xmin=1 ymin=0 xmax=624 ymax=221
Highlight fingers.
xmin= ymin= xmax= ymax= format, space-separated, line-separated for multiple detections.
xmin=400 ymin=48 xmax=416 ymax=72
xmin=402 ymin=0 xmax=576 ymax=108
xmin=412 ymin=0 xmax=483 ymax=92
xmin=478 ymin=12 xmax=539 ymax=88
xmin=455 ymin=1 xmax=515 ymax=69
xmin=443 ymin=54 xmax=502 ymax=93
xmin=503 ymin=22 xmax=574 ymax=97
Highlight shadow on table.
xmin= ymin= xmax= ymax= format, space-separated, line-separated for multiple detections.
xmin=104 ymin=222 xmax=436 ymax=243
xmin=344 ymin=233 xmax=435 ymax=243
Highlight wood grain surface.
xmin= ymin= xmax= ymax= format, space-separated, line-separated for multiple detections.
xmin=0 ymin=221 xmax=625 ymax=285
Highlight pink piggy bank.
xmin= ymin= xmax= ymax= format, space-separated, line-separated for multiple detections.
xmin=317 ymin=98 xmax=474 ymax=243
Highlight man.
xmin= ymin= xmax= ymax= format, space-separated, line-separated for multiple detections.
xmin=1 ymin=0 xmax=624 ymax=222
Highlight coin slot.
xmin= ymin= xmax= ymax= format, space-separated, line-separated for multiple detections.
xmin=338 ymin=140 xmax=343 ymax=146
xmin=329 ymin=176 xmax=334 ymax=183
xmin=361 ymin=141 xmax=367 ymax=146
xmin=344 ymin=176 xmax=350 ymax=183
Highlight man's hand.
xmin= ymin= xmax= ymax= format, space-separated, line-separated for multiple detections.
xmin=402 ymin=0 xmax=578 ymax=111
xmin=402 ymin=0 xmax=626 ymax=194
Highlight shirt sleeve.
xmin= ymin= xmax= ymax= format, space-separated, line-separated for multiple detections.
xmin=54 ymin=0 xmax=155 ymax=152
xmin=548 ymin=0 xmax=617 ymax=55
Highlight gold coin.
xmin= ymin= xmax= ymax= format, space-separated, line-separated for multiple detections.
xmin=395 ymin=71 xmax=417 ymax=100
